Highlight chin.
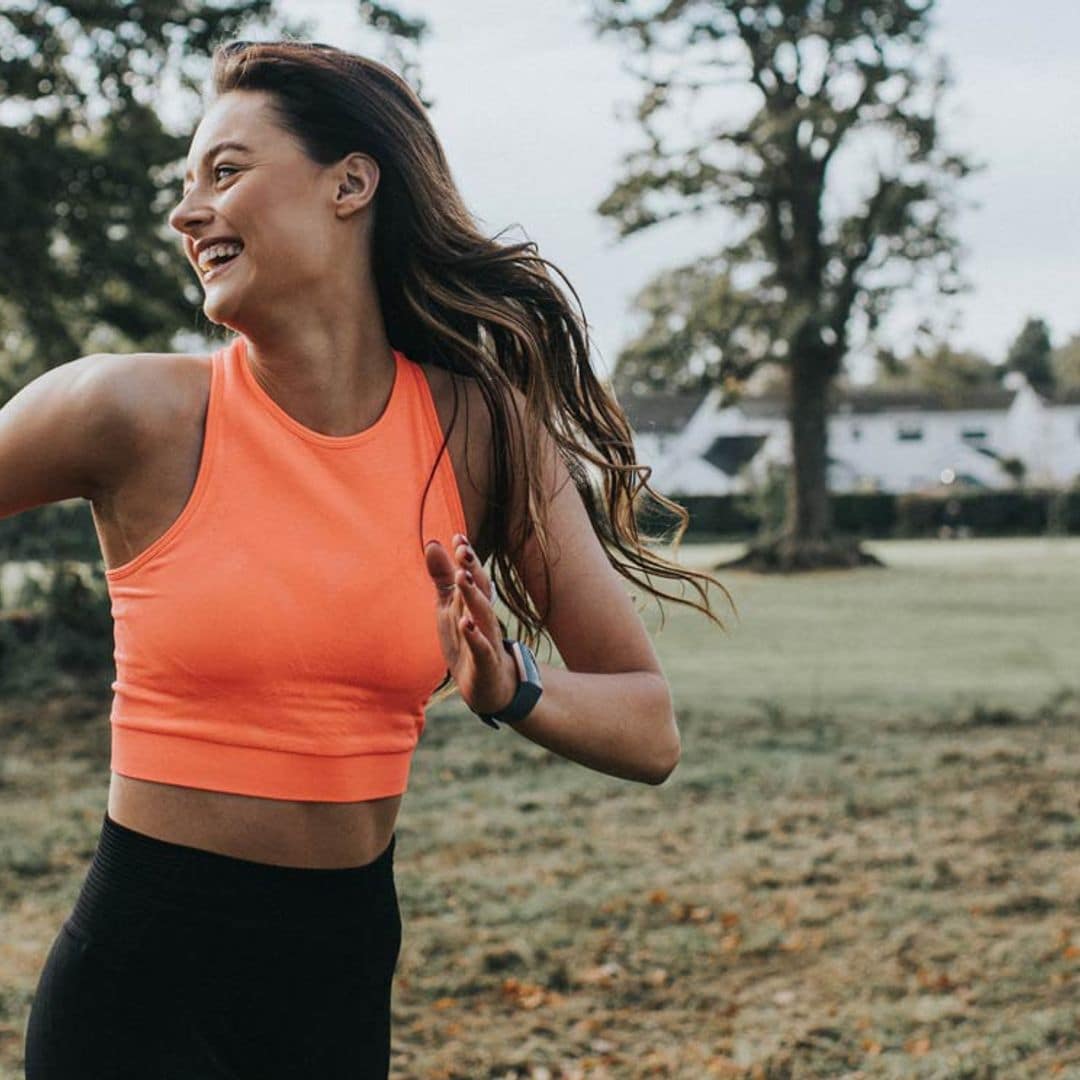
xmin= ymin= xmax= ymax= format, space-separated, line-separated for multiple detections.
xmin=201 ymin=282 xmax=243 ymax=324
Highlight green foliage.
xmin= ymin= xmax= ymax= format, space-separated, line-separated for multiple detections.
xmin=875 ymin=340 xmax=1003 ymax=397
xmin=0 ymin=1 xmax=312 ymax=380
xmin=589 ymin=0 xmax=978 ymax=393
xmin=1051 ymin=332 xmax=1080 ymax=389
xmin=0 ymin=561 xmax=114 ymax=698
xmin=733 ymin=460 xmax=790 ymax=539
xmin=0 ymin=500 xmax=99 ymax=561
xmin=1006 ymin=316 xmax=1056 ymax=396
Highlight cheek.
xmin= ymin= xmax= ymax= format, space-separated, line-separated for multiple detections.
xmin=278 ymin=222 xmax=337 ymax=272
xmin=235 ymin=188 xmax=333 ymax=272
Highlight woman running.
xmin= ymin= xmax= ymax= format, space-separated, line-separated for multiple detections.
xmin=13 ymin=38 xmax=730 ymax=1079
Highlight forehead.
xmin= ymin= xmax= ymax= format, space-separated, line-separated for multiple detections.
xmin=183 ymin=91 xmax=283 ymax=178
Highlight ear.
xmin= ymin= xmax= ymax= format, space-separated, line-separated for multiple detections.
xmin=332 ymin=152 xmax=379 ymax=218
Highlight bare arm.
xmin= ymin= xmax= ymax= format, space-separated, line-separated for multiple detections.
xmin=0 ymin=353 xmax=138 ymax=518
xmin=486 ymin=387 xmax=680 ymax=785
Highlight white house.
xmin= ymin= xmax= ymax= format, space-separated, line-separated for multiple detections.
xmin=618 ymin=374 xmax=1080 ymax=496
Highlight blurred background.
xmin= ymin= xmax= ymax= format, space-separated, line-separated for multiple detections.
xmin=1 ymin=2 xmax=1077 ymax=1077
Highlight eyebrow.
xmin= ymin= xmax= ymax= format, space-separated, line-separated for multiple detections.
xmin=183 ymin=140 xmax=253 ymax=183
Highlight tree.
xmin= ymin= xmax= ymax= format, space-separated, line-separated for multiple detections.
xmin=1051 ymin=332 xmax=1080 ymax=389
xmin=1005 ymin=317 xmax=1055 ymax=397
xmin=587 ymin=0 xmax=977 ymax=571
xmin=876 ymin=341 xmax=1003 ymax=399
xmin=0 ymin=2 xmax=426 ymax=390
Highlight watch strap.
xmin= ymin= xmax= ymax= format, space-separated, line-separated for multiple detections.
xmin=478 ymin=638 xmax=543 ymax=729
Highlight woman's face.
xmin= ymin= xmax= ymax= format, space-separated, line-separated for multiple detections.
xmin=169 ymin=89 xmax=345 ymax=326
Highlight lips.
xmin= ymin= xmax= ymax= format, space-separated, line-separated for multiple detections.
xmin=201 ymin=249 xmax=243 ymax=283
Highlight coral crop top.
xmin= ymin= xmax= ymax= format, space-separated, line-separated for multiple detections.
xmin=105 ymin=334 xmax=467 ymax=802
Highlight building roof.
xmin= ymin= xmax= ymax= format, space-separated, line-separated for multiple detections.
xmin=703 ymin=434 xmax=769 ymax=476
xmin=616 ymin=387 xmax=710 ymax=433
xmin=619 ymin=377 xmax=1080 ymax=436
xmin=738 ymin=384 xmax=1019 ymax=419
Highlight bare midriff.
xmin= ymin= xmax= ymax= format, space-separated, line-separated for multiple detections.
xmin=107 ymin=773 xmax=403 ymax=868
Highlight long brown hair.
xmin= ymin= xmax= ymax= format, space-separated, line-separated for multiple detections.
xmin=209 ymin=39 xmax=735 ymax=695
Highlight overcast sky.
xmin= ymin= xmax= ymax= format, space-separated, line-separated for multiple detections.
xmin=274 ymin=0 xmax=1080 ymax=384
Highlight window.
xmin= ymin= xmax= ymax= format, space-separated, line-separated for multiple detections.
xmin=897 ymin=425 xmax=923 ymax=442
xmin=850 ymin=423 xmax=862 ymax=441
xmin=961 ymin=429 xmax=988 ymax=441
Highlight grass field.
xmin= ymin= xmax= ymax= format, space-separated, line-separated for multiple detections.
xmin=1 ymin=537 xmax=1077 ymax=1078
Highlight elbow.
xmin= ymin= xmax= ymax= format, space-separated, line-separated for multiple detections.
xmin=643 ymin=686 xmax=681 ymax=785
xmin=645 ymin=736 xmax=681 ymax=785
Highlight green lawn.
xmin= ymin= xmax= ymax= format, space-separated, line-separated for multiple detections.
xmin=1 ymin=537 xmax=1077 ymax=1078
xmin=645 ymin=536 xmax=1080 ymax=719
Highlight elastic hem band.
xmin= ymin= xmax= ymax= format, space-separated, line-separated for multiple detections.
xmin=110 ymin=723 xmax=413 ymax=802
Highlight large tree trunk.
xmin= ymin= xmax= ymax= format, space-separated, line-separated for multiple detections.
xmin=717 ymin=353 xmax=884 ymax=573
xmin=787 ymin=358 xmax=832 ymax=543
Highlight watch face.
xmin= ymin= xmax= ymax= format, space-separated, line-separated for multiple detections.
xmin=517 ymin=641 xmax=542 ymax=689
xmin=508 ymin=640 xmax=528 ymax=683
xmin=476 ymin=640 xmax=543 ymax=728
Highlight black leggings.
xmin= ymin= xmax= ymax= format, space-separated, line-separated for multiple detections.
xmin=23 ymin=812 xmax=402 ymax=1079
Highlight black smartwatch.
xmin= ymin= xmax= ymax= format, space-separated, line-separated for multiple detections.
xmin=477 ymin=638 xmax=543 ymax=729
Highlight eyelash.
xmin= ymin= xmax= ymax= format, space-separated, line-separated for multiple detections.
xmin=181 ymin=165 xmax=238 ymax=199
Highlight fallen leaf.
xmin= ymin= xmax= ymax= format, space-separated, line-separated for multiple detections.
xmin=574 ymin=962 xmax=623 ymax=986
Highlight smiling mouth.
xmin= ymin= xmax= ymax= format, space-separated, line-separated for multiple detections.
xmin=201 ymin=250 xmax=243 ymax=282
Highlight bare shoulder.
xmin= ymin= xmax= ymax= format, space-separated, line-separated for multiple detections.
xmin=99 ymin=350 xmax=210 ymax=416
xmin=85 ymin=350 xmax=212 ymax=498
xmin=0 ymin=349 xmax=212 ymax=519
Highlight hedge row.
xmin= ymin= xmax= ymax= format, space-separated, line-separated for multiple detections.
xmin=638 ymin=488 xmax=1080 ymax=538
xmin=1 ymin=489 xmax=1078 ymax=567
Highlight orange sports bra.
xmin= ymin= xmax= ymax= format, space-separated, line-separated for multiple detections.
xmin=105 ymin=334 xmax=467 ymax=802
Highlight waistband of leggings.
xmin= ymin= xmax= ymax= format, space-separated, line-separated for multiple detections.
xmin=69 ymin=811 xmax=396 ymax=930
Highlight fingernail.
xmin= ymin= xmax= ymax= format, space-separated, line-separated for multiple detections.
xmin=465 ymin=570 xmax=474 ymax=585
xmin=425 ymin=539 xmax=440 ymax=551
xmin=465 ymin=618 xmax=475 ymax=631
xmin=464 ymin=550 xmax=475 ymax=564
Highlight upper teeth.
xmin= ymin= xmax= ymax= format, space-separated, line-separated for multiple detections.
xmin=197 ymin=242 xmax=243 ymax=271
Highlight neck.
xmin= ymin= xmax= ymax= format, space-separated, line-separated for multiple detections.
xmin=237 ymin=288 xmax=395 ymax=438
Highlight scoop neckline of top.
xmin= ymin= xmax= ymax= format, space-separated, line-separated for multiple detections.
xmin=233 ymin=334 xmax=406 ymax=448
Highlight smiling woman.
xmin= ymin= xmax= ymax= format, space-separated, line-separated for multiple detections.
xmin=16 ymin=36 xmax=734 ymax=1079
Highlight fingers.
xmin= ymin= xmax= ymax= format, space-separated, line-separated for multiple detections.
xmin=454 ymin=563 xmax=499 ymax=634
xmin=426 ymin=532 xmax=498 ymax=637
xmin=424 ymin=539 xmax=460 ymax=610
xmin=452 ymin=532 xmax=496 ymax=605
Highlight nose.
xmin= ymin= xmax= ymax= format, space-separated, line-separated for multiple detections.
xmin=167 ymin=189 xmax=212 ymax=241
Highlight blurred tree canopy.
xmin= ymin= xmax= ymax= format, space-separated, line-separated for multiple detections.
xmin=0 ymin=1 xmax=426 ymax=398
xmin=1051 ymin=333 xmax=1080 ymax=390
xmin=587 ymin=0 xmax=977 ymax=569
xmin=876 ymin=340 xmax=1002 ymax=397
xmin=1005 ymin=316 xmax=1055 ymax=397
